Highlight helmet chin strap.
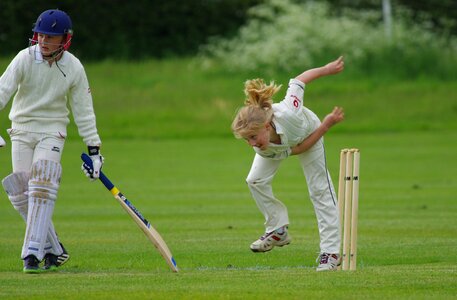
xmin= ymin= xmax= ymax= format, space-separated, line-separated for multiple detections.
xmin=41 ymin=43 xmax=66 ymax=64
xmin=30 ymin=33 xmax=70 ymax=63
xmin=42 ymin=46 xmax=67 ymax=77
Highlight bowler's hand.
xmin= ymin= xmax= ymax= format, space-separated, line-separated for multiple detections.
xmin=324 ymin=56 xmax=345 ymax=75
xmin=322 ymin=106 xmax=344 ymax=130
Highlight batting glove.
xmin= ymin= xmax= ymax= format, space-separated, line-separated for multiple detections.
xmin=81 ymin=146 xmax=104 ymax=181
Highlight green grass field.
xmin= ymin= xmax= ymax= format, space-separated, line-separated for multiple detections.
xmin=0 ymin=58 xmax=456 ymax=299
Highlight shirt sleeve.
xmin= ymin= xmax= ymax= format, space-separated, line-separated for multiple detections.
xmin=69 ymin=65 xmax=101 ymax=146
xmin=281 ymin=78 xmax=305 ymax=113
xmin=0 ymin=52 xmax=23 ymax=111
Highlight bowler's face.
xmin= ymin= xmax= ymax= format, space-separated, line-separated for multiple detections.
xmin=245 ymin=124 xmax=270 ymax=150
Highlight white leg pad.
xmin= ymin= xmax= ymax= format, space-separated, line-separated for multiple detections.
xmin=22 ymin=160 xmax=62 ymax=260
xmin=2 ymin=172 xmax=30 ymax=221
xmin=43 ymin=223 xmax=63 ymax=256
xmin=4 ymin=172 xmax=63 ymax=257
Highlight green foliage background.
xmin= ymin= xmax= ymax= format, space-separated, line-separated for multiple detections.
xmin=0 ymin=0 xmax=262 ymax=59
xmin=1 ymin=0 xmax=456 ymax=61
xmin=200 ymin=0 xmax=457 ymax=79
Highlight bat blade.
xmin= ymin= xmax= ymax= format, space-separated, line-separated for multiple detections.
xmin=81 ymin=153 xmax=178 ymax=272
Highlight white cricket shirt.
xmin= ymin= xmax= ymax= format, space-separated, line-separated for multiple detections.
xmin=0 ymin=46 xmax=101 ymax=145
xmin=254 ymin=79 xmax=320 ymax=160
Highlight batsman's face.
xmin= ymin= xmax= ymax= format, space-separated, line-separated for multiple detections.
xmin=37 ymin=33 xmax=64 ymax=56
xmin=245 ymin=123 xmax=271 ymax=150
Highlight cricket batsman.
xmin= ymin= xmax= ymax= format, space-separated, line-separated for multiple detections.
xmin=0 ymin=9 xmax=104 ymax=273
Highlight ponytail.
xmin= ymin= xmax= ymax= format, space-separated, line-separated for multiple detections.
xmin=244 ymin=79 xmax=280 ymax=109
xmin=231 ymin=79 xmax=281 ymax=139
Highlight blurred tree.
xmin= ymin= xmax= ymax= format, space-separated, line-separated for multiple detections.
xmin=320 ymin=0 xmax=457 ymax=37
xmin=396 ymin=0 xmax=457 ymax=37
xmin=1 ymin=0 xmax=455 ymax=60
xmin=0 ymin=0 xmax=263 ymax=60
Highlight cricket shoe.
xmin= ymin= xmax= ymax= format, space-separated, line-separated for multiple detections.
xmin=23 ymin=255 xmax=41 ymax=274
xmin=316 ymin=253 xmax=340 ymax=271
xmin=250 ymin=226 xmax=291 ymax=252
xmin=56 ymin=242 xmax=70 ymax=266
xmin=43 ymin=254 xmax=59 ymax=271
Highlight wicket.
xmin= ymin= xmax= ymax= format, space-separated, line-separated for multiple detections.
xmin=338 ymin=148 xmax=360 ymax=271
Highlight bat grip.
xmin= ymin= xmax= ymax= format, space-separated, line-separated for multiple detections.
xmin=81 ymin=153 xmax=114 ymax=190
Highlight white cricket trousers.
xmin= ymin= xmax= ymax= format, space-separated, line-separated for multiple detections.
xmin=246 ymin=141 xmax=340 ymax=254
xmin=8 ymin=129 xmax=65 ymax=259
xmin=8 ymin=129 xmax=65 ymax=172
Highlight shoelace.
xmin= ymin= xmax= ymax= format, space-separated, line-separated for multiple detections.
xmin=257 ymin=225 xmax=289 ymax=242
xmin=259 ymin=231 xmax=273 ymax=241
xmin=320 ymin=254 xmax=329 ymax=264
xmin=317 ymin=253 xmax=333 ymax=264
xmin=259 ymin=228 xmax=287 ymax=241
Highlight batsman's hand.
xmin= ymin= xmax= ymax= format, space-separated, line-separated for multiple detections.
xmin=81 ymin=146 xmax=104 ymax=181
xmin=0 ymin=135 xmax=5 ymax=147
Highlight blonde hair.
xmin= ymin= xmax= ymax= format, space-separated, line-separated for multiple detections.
xmin=231 ymin=79 xmax=282 ymax=139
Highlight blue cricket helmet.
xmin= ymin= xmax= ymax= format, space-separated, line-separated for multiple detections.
xmin=32 ymin=9 xmax=73 ymax=50
xmin=33 ymin=9 xmax=72 ymax=36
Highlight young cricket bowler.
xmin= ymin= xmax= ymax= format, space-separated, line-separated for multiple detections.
xmin=0 ymin=9 xmax=104 ymax=273
xmin=231 ymin=56 xmax=345 ymax=271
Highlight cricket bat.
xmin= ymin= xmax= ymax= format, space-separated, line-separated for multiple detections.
xmin=81 ymin=153 xmax=178 ymax=272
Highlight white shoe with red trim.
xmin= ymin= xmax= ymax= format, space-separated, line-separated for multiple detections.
xmin=316 ymin=253 xmax=340 ymax=271
xmin=250 ymin=226 xmax=291 ymax=252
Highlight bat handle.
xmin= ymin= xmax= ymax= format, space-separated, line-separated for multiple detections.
xmin=81 ymin=153 xmax=114 ymax=190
